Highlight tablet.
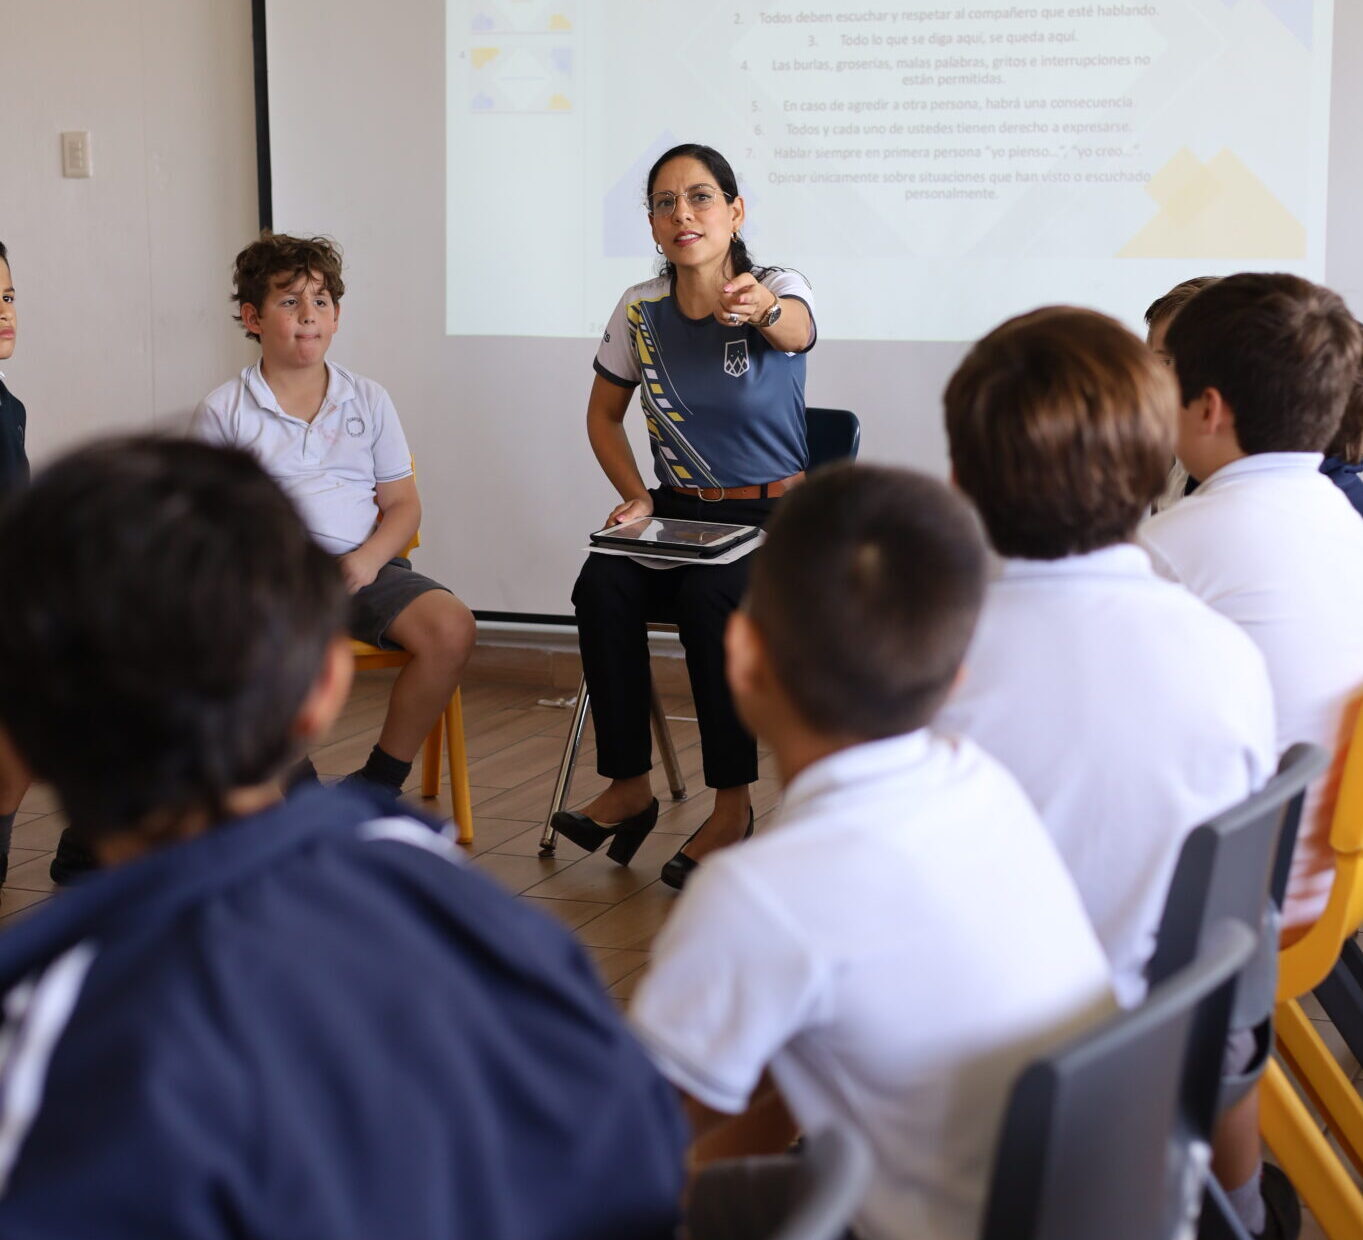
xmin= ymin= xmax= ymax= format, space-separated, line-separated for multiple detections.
xmin=589 ymin=516 xmax=761 ymax=559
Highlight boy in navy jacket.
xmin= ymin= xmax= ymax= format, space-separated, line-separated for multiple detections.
xmin=0 ymin=437 xmax=685 ymax=1239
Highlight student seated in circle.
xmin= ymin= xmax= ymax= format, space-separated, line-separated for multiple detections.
xmin=631 ymin=463 xmax=1113 ymax=1240
xmin=554 ymin=142 xmax=816 ymax=890
xmin=0 ymin=437 xmax=686 ymax=1240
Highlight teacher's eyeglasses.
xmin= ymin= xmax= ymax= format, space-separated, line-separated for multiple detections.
xmin=646 ymin=185 xmax=733 ymax=217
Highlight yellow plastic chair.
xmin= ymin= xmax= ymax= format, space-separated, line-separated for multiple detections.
xmin=1260 ymin=698 xmax=1363 ymax=1238
xmin=345 ymin=504 xmax=474 ymax=846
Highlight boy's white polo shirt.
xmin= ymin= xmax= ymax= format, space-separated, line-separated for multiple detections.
xmin=936 ymin=544 xmax=1276 ymax=1007
xmin=1140 ymin=452 xmax=1363 ymax=930
xmin=630 ymin=731 xmax=1113 ymax=1240
xmin=193 ymin=362 xmax=413 ymax=555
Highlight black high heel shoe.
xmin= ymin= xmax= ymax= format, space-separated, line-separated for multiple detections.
xmin=549 ymin=798 xmax=660 ymax=866
xmin=660 ymin=809 xmax=755 ymax=891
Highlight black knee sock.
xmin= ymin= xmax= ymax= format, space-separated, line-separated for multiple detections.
xmin=351 ymin=745 xmax=412 ymax=795
xmin=0 ymin=812 xmax=13 ymax=886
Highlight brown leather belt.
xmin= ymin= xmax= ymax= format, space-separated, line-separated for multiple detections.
xmin=669 ymin=471 xmax=805 ymax=502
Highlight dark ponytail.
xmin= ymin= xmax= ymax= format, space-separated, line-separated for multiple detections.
xmin=645 ymin=144 xmax=762 ymax=281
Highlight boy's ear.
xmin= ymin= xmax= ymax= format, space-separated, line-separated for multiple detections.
xmin=1193 ymin=395 xmax=1237 ymax=444
xmin=292 ymin=636 xmax=355 ymax=747
xmin=240 ymin=302 xmax=262 ymax=336
xmin=724 ymin=608 xmax=767 ymax=704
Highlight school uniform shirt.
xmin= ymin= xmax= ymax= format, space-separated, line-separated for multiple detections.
xmin=0 ymin=784 xmax=686 ymax=1240
xmin=1140 ymin=452 xmax=1363 ymax=930
xmin=593 ymin=269 xmax=815 ymax=489
xmin=0 ymin=373 xmax=28 ymax=499
xmin=936 ymin=544 xmax=1277 ymax=1007
xmin=193 ymin=361 xmax=413 ymax=555
xmin=631 ymin=731 xmax=1113 ymax=1240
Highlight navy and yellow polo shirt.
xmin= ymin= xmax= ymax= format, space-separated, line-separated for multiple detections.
xmin=593 ymin=269 xmax=816 ymax=490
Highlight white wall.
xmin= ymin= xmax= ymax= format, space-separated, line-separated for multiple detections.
xmin=0 ymin=0 xmax=258 ymax=460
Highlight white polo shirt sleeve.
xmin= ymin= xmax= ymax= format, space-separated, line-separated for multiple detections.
xmin=629 ymin=860 xmax=826 ymax=1114
xmin=368 ymin=385 xmax=414 ymax=484
xmin=190 ymin=397 xmax=233 ymax=447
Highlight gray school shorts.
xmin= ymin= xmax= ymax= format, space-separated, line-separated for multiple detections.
xmin=349 ymin=557 xmax=450 ymax=650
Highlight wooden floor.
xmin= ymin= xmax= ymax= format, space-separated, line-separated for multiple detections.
xmin=6 ymin=667 xmax=782 ymax=1000
xmin=6 ymin=668 xmax=1363 ymax=1235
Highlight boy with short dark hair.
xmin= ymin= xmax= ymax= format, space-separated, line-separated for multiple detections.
xmin=0 ymin=436 xmax=685 ymax=1239
xmin=193 ymin=232 xmax=475 ymax=798
xmin=1142 ymin=272 xmax=1363 ymax=931
xmin=937 ymin=306 xmax=1276 ymax=1008
xmin=632 ymin=463 xmax=1113 ymax=1240
xmin=1139 ymin=271 xmax=1363 ymax=1238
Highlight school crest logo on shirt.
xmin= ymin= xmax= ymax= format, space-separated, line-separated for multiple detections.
xmin=345 ymin=415 xmax=366 ymax=437
xmin=723 ymin=339 xmax=750 ymax=378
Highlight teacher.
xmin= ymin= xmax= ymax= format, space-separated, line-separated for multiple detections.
xmin=553 ymin=143 xmax=817 ymax=889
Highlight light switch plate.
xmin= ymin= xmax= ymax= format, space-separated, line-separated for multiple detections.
xmin=61 ymin=131 xmax=92 ymax=179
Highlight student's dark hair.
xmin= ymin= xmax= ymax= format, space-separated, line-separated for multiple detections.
xmin=1144 ymin=275 xmax=1219 ymax=329
xmin=1328 ymin=338 xmax=1363 ymax=463
xmin=0 ymin=240 xmax=8 ymax=265
xmin=945 ymin=306 xmax=1176 ymax=560
xmin=232 ymin=231 xmax=345 ymax=340
xmin=0 ymin=437 xmax=348 ymax=840
xmin=1165 ymin=273 xmax=1363 ymax=455
xmin=646 ymin=143 xmax=762 ymax=280
xmin=746 ymin=463 xmax=986 ymax=740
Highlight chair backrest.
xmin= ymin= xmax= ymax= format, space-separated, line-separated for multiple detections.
xmin=768 ymin=1125 xmax=874 ymax=1240
xmin=1279 ymin=695 xmax=1363 ymax=998
xmin=1146 ymin=744 xmax=1327 ymax=1036
xmin=805 ymin=408 xmax=860 ymax=471
xmin=980 ymin=919 xmax=1257 ymax=1240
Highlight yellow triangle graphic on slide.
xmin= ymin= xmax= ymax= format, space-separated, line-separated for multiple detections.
xmin=1119 ymin=147 xmax=1305 ymax=259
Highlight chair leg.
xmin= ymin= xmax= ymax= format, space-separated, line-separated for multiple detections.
xmin=421 ymin=714 xmax=443 ymax=799
xmin=1315 ymin=940 xmax=1363 ymax=1068
xmin=1275 ymin=997 xmax=1363 ymax=1178
xmin=1260 ymin=1057 xmax=1363 ymax=1239
xmin=540 ymin=677 xmax=591 ymax=856
xmin=446 ymin=689 xmax=473 ymax=847
xmin=650 ymin=680 xmax=687 ymax=802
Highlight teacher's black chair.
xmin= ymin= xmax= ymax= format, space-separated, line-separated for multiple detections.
xmin=538 ymin=407 xmax=861 ymax=856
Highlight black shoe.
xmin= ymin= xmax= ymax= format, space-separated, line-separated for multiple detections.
xmin=1256 ymin=1164 xmax=1301 ymax=1240
xmin=660 ymin=809 xmax=754 ymax=891
xmin=550 ymin=799 xmax=660 ymax=866
xmin=50 ymin=827 xmax=98 ymax=887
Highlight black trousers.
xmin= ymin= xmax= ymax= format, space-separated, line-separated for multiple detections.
xmin=572 ymin=488 xmax=778 ymax=790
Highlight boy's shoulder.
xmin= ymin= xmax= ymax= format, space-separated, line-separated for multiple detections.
xmin=723 ymin=732 xmax=1050 ymax=889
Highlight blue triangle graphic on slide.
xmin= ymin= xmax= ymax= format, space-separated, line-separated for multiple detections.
xmin=603 ymin=133 xmax=678 ymax=259
xmin=1223 ymin=0 xmax=1312 ymax=48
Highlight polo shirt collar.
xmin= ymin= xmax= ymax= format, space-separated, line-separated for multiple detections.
xmin=998 ymin=543 xmax=1154 ymax=582
xmin=782 ymin=729 xmax=935 ymax=817
xmin=1201 ymin=452 xmax=1324 ymax=491
xmin=244 ymin=361 xmax=356 ymax=420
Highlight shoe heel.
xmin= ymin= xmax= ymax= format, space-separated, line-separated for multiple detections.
xmin=606 ymin=799 xmax=660 ymax=866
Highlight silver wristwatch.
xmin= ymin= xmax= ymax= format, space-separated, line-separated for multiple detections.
xmin=759 ymin=297 xmax=783 ymax=329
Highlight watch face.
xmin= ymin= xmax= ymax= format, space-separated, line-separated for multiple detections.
xmin=764 ymin=302 xmax=783 ymax=328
